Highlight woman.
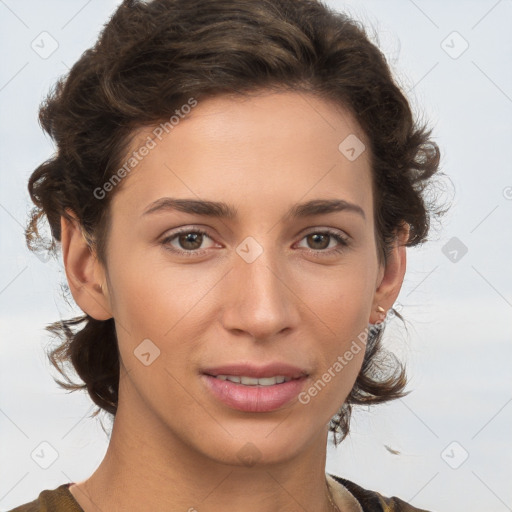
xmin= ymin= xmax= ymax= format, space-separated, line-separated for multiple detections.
xmin=13 ymin=0 xmax=441 ymax=510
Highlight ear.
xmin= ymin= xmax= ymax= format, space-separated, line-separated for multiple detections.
xmin=60 ymin=209 xmax=113 ymax=320
xmin=369 ymin=223 xmax=409 ymax=324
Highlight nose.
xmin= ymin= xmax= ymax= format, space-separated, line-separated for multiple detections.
xmin=220 ymin=247 xmax=300 ymax=341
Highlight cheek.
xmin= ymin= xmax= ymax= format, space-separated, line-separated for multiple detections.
xmin=299 ymin=273 xmax=371 ymax=418
xmin=297 ymin=258 xmax=376 ymax=389
xmin=298 ymin=257 xmax=376 ymax=331
xmin=107 ymin=245 xmax=212 ymax=336
xmin=107 ymin=255 xmax=204 ymax=406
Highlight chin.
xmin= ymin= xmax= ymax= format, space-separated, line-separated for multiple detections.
xmin=192 ymin=423 xmax=319 ymax=468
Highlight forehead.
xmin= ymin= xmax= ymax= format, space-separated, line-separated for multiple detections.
xmin=110 ymin=91 xmax=373 ymax=223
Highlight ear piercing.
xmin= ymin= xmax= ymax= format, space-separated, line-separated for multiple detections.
xmin=377 ymin=305 xmax=386 ymax=313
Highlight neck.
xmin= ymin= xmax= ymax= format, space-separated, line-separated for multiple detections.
xmin=70 ymin=394 xmax=335 ymax=512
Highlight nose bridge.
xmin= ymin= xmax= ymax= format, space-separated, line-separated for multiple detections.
xmin=221 ymin=238 xmax=298 ymax=338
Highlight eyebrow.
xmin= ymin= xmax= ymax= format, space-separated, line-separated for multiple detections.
xmin=142 ymin=197 xmax=366 ymax=221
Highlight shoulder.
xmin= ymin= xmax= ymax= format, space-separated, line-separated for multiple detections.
xmin=8 ymin=483 xmax=83 ymax=512
xmin=327 ymin=473 xmax=433 ymax=512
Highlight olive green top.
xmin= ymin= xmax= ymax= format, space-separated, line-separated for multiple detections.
xmin=8 ymin=474 xmax=431 ymax=511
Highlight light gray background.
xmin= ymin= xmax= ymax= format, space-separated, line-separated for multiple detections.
xmin=1 ymin=1 xmax=511 ymax=511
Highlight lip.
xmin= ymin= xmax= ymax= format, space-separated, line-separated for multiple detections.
xmin=200 ymin=362 xmax=310 ymax=413
xmin=202 ymin=362 xmax=309 ymax=379
xmin=202 ymin=374 xmax=308 ymax=412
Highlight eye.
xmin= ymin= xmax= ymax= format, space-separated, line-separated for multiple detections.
xmin=161 ymin=227 xmax=216 ymax=256
xmin=296 ymin=229 xmax=349 ymax=256
xmin=161 ymin=227 xmax=349 ymax=257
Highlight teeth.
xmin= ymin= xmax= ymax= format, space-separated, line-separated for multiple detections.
xmin=240 ymin=376 xmax=259 ymax=385
xmin=215 ymin=375 xmax=292 ymax=386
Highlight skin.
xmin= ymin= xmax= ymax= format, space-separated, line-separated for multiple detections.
xmin=61 ymin=90 xmax=407 ymax=512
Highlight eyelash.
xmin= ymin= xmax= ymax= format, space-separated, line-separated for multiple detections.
xmin=160 ymin=227 xmax=350 ymax=258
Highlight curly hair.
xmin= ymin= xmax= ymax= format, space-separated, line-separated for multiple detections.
xmin=25 ymin=0 xmax=442 ymax=445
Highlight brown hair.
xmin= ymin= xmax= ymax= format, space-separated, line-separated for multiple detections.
xmin=26 ymin=0 xmax=442 ymax=444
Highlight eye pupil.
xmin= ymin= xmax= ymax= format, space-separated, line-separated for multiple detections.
xmin=180 ymin=232 xmax=202 ymax=250
xmin=308 ymin=233 xmax=329 ymax=250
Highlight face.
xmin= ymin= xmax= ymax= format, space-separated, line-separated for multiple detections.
xmin=71 ymin=91 xmax=396 ymax=467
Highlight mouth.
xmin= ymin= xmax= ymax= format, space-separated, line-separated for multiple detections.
xmin=202 ymin=362 xmax=308 ymax=380
xmin=201 ymin=363 xmax=309 ymax=412
xmin=213 ymin=375 xmax=294 ymax=386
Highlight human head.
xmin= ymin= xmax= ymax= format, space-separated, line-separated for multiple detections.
xmin=26 ymin=0 xmax=441 ymax=445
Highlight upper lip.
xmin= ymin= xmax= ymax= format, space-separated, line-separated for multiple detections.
xmin=202 ymin=363 xmax=309 ymax=379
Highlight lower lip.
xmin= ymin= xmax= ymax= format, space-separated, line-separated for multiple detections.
xmin=202 ymin=375 xmax=307 ymax=412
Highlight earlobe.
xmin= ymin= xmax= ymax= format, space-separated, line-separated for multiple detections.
xmin=60 ymin=210 xmax=113 ymax=321
xmin=369 ymin=225 xmax=409 ymax=324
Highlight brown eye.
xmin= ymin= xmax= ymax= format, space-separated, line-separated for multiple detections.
xmin=161 ymin=228 xmax=216 ymax=256
xmin=177 ymin=232 xmax=204 ymax=251
xmin=306 ymin=233 xmax=331 ymax=250
xmin=297 ymin=229 xmax=349 ymax=256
